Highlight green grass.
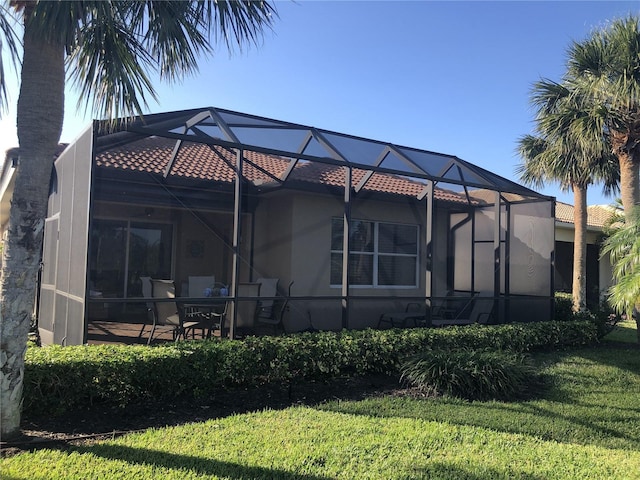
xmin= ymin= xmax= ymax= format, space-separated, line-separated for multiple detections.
xmin=603 ymin=317 xmax=638 ymax=344
xmin=3 ymin=347 xmax=640 ymax=479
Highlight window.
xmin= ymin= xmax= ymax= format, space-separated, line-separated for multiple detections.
xmin=330 ymin=218 xmax=419 ymax=287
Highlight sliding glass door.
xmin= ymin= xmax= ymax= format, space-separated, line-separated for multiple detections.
xmin=89 ymin=219 xmax=173 ymax=298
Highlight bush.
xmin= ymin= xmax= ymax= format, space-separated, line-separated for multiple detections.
xmin=553 ymin=292 xmax=621 ymax=338
xmin=400 ymin=349 xmax=542 ymax=401
xmin=554 ymin=292 xmax=574 ymax=321
xmin=23 ymin=320 xmax=598 ymax=417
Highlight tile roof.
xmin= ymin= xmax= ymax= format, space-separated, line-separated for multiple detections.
xmin=95 ymin=136 xmax=473 ymax=204
xmin=555 ymin=201 xmax=620 ymax=228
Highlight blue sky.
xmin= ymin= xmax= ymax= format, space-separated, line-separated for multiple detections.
xmin=1 ymin=0 xmax=639 ymax=206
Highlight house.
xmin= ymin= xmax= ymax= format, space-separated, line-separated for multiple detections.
xmin=554 ymin=202 xmax=618 ymax=307
xmin=6 ymin=107 xmax=555 ymax=345
xmin=0 ymin=148 xmax=18 ymax=240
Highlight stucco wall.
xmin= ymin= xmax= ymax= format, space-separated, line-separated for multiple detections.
xmin=252 ymin=190 xmax=432 ymax=331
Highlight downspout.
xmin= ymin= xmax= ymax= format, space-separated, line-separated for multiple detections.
xmin=493 ymin=191 xmax=501 ymax=323
xmin=504 ymin=200 xmax=511 ymax=324
xmin=448 ymin=212 xmax=472 ymax=291
xmin=341 ymin=165 xmax=352 ymax=330
xmin=424 ymin=181 xmax=434 ymax=318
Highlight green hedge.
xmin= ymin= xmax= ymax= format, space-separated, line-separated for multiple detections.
xmin=24 ymin=320 xmax=598 ymax=416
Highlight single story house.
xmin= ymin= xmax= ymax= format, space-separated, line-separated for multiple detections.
xmin=554 ymin=202 xmax=618 ymax=307
xmin=6 ymin=107 xmax=555 ymax=344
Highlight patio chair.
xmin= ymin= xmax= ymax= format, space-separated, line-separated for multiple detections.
xmin=432 ymin=293 xmax=494 ymax=327
xmin=256 ymin=279 xmax=294 ymax=334
xmin=137 ymin=276 xmax=154 ymax=342
xmin=222 ymin=282 xmax=261 ymax=338
xmin=255 ymin=278 xmax=279 ymax=333
xmin=377 ymin=301 xmax=432 ymax=329
xmin=148 ymin=279 xmax=204 ymax=344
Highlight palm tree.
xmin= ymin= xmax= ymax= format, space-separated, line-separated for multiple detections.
xmin=517 ymin=79 xmax=618 ymax=313
xmin=0 ymin=0 xmax=276 ymax=441
xmin=568 ymin=15 xmax=640 ymax=221
xmin=600 ymin=206 xmax=640 ymax=343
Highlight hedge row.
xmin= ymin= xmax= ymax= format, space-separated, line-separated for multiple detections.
xmin=24 ymin=320 xmax=598 ymax=416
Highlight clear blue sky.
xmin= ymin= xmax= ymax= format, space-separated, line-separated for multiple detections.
xmin=1 ymin=0 xmax=639 ymax=206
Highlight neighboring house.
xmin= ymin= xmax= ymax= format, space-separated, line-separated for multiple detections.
xmin=554 ymin=202 xmax=618 ymax=307
xmin=0 ymin=148 xmax=18 ymax=242
xmin=1 ymin=145 xmax=67 ymax=242
xmin=5 ymin=107 xmax=556 ymax=345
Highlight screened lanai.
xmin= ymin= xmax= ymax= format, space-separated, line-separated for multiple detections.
xmin=38 ymin=107 xmax=555 ymax=345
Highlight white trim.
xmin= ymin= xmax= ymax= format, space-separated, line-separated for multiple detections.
xmin=330 ymin=218 xmax=419 ymax=288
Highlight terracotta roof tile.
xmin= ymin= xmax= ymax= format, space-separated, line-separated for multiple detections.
xmin=95 ymin=136 xmax=472 ymax=204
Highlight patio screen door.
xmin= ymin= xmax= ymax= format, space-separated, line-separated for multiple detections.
xmin=89 ymin=219 xmax=173 ymax=298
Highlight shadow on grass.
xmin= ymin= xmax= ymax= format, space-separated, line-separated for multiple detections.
xmin=318 ymin=348 xmax=640 ymax=451
xmin=411 ymin=462 xmax=543 ymax=480
xmin=70 ymin=443 xmax=332 ymax=479
xmin=66 ymin=443 xmax=544 ymax=480
xmin=17 ymin=375 xmax=400 ymax=449
xmin=320 ymin=395 xmax=640 ymax=452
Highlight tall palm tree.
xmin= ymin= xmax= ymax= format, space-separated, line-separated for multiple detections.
xmin=600 ymin=206 xmax=640 ymax=343
xmin=568 ymin=15 xmax=640 ymax=221
xmin=517 ymin=79 xmax=618 ymax=313
xmin=0 ymin=0 xmax=276 ymax=441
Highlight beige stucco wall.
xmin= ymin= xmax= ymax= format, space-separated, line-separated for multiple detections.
xmin=252 ymin=190 xmax=435 ymax=331
xmin=555 ymin=223 xmax=602 ymax=244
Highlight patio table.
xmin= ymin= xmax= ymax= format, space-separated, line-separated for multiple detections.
xmin=182 ymin=299 xmax=228 ymax=338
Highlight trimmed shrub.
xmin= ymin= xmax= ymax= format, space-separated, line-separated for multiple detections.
xmin=554 ymin=292 xmax=574 ymax=321
xmin=400 ymin=349 xmax=542 ymax=401
xmin=23 ymin=320 xmax=598 ymax=416
xmin=553 ymin=291 xmax=621 ymax=338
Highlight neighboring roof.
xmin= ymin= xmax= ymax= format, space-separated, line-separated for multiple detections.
xmin=555 ymin=201 xmax=620 ymax=229
xmin=95 ymin=106 xmax=550 ymax=201
xmin=95 ymin=136 xmax=474 ymax=204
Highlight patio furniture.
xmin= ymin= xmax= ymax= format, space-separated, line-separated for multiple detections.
xmin=377 ymin=292 xmax=493 ymax=329
xmin=148 ymin=279 xmax=204 ymax=344
xmin=377 ymin=302 xmax=431 ymax=329
xmin=432 ymin=293 xmax=494 ymax=326
xmin=222 ymin=282 xmax=261 ymax=337
xmin=137 ymin=276 xmax=154 ymax=342
xmin=256 ymin=279 xmax=293 ymax=334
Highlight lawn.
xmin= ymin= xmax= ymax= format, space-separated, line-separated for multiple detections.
xmin=603 ymin=317 xmax=638 ymax=344
xmin=2 ymin=344 xmax=639 ymax=479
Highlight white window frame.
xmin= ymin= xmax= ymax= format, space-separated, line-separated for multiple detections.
xmin=330 ymin=218 xmax=419 ymax=288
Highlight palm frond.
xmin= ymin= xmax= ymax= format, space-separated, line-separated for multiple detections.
xmin=62 ymin=0 xmax=276 ymax=121
xmin=204 ymin=0 xmax=276 ymax=51
xmin=601 ymin=206 xmax=640 ymax=314
xmin=0 ymin=3 xmax=19 ymax=115
xmin=67 ymin=4 xmax=157 ymax=120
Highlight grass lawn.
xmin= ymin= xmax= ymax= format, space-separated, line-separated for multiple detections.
xmin=2 ymin=346 xmax=639 ymax=479
xmin=603 ymin=317 xmax=638 ymax=344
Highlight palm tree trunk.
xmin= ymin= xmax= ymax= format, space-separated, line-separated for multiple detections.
xmin=0 ymin=19 xmax=64 ymax=440
xmin=572 ymin=184 xmax=588 ymax=313
xmin=616 ymin=147 xmax=640 ymax=221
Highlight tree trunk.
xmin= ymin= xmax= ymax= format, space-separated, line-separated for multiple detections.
xmin=612 ymin=133 xmax=640 ymax=221
xmin=0 ymin=20 xmax=64 ymax=440
xmin=572 ymin=184 xmax=588 ymax=313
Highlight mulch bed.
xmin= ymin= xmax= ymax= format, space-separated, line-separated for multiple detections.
xmin=1 ymin=374 xmax=407 ymax=457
